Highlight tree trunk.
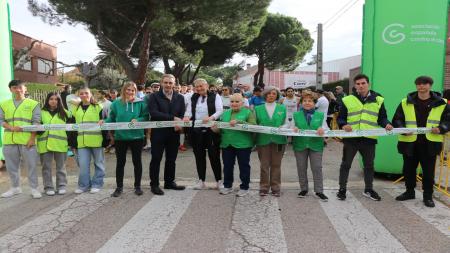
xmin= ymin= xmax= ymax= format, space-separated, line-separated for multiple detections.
xmin=257 ymin=58 xmax=265 ymax=89
xmin=133 ymin=25 xmax=151 ymax=85
xmin=186 ymin=64 xmax=191 ymax=84
xmin=253 ymin=70 xmax=259 ymax=87
xmin=190 ymin=59 xmax=203 ymax=84
xmin=163 ymin=57 xmax=171 ymax=74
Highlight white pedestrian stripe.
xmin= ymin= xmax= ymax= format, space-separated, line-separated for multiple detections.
xmin=97 ymin=190 xmax=197 ymax=253
xmin=385 ymin=188 xmax=450 ymax=237
xmin=226 ymin=191 xmax=288 ymax=253
xmin=0 ymin=191 xmax=111 ymax=253
xmin=320 ymin=190 xmax=410 ymax=253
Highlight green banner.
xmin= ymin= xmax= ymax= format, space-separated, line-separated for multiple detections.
xmin=0 ymin=0 xmax=13 ymax=160
xmin=362 ymin=0 xmax=449 ymax=173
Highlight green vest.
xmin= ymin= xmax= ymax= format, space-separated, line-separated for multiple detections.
xmin=254 ymin=104 xmax=287 ymax=146
xmin=73 ymin=104 xmax=103 ymax=148
xmin=342 ymin=94 xmax=384 ymax=139
xmin=1 ymin=98 xmax=39 ymax=145
xmin=37 ymin=110 xmax=69 ymax=153
xmin=220 ymin=108 xmax=254 ymax=149
xmin=292 ymin=110 xmax=324 ymax=152
xmin=398 ymin=98 xmax=446 ymax=143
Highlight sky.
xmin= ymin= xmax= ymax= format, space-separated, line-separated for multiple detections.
xmin=9 ymin=0 xmax=364 ymax=70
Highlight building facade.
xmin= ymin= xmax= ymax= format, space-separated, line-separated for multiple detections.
xmin=12 ymin=31 xmax=57 ymax=84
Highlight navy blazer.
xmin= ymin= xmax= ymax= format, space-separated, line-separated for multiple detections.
xmin=147 ymin=90 xmax=185 ymax=134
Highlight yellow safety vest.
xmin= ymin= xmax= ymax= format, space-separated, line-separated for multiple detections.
xmin=342 ymin=94 xmax=384 ymax=139
xmin=398 ymin=98 xmax=446 ymax=142
xmin=37 ymin=110 xmax=69 ymax=153
xmin=73 ymin=104 xmax=103 ymax=148
xmin=0 ymin=98 xmax=39 ymax=145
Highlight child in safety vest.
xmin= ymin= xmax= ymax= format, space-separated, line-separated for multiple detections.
xmin=0 ymin=80 xmax=42 ymax=199
xmin=37 ymin=92 xmax=74 ymax=196
xmin=292 ymin=90 xmax=328 ymax=201
xmin=69 ymin=87 xmax=106 ymax=194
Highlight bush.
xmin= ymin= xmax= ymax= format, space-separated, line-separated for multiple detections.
xmin=26 ymin=82 xmax=59 ymax=93
xmin=323 ymin=79 xmax=349 ymax=94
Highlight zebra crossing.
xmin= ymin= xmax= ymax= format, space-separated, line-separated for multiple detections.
xmin=0 ymin=187 xmax=449 ymax=253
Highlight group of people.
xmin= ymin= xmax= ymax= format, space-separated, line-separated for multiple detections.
xmin=1 ymin=73 xmax=448 ymax=208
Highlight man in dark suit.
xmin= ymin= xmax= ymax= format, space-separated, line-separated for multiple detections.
xmin=147 ymin=74 xmax=186 ymax=195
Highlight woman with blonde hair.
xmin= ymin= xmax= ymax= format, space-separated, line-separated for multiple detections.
xmin=105 ymin=82 xmax=149 ymax=197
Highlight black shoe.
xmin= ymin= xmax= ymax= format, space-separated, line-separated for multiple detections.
xmin=363 ymin=189 xmax=381 ymax=201
xmin=164 ymin=182 xmax=186 ymax=190
xmin=151 ymin=186 xmax=164 ymax=195
xmin=134 ymin=187 xmax=143 ymax=196
xmin=337 ymin=188 xmax=346 ymax=200
xmin=423 ymin=199 xmax=435 ymax=208
xmin=315 ymin=192 xmax=328 ymax=202
xmin=395 ymin=191 xmax=415 ymax=201
xmin=298 ymin=190 xmax=308 ymax=198
xmin=111 ymin=187 xmax=123 ymax=197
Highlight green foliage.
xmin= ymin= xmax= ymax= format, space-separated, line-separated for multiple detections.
xmin=199 ymin=65 xmax=242 ymax=86
xmin=244 ymin=13 xmax=314 ymax=71
xmin=25 ymin=83 xmax=59 ymax=93
xmin=323 ymin=79 xmax=350 ymax=94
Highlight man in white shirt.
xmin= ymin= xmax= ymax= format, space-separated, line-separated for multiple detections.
xmin=184 ymin=78 xmax=223 ymax=190
xmin=315 ymin=89 xmax=330 ymax=129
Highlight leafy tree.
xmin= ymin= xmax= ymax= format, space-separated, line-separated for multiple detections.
xmin=28 ymin=0 xmax=270 ymax=85
xmin=243 ymin=13 xmax=314 ymax=88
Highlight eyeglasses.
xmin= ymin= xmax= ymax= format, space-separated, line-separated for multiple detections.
xmin=416 ymin=83 xmax=430 ymax=86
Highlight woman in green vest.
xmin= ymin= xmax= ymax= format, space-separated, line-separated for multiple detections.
xmin=70 ymin=87 xmax=106 ymax=194
xmin=254 ymin=86 xmax=287 ymax=197
xmin=37 ymin=92 xmax=74 ymax=196
xmin=213 ymin=93 xmax=256 ymax=197
xmin=292 ymin=91 xmax=328 ymax=201
xmin=105 ymin=82 xmax=149 ymax=197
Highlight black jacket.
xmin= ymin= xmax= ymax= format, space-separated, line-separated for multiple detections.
xmin=148 ymin=90 xmax=185 ymax=134
xmin=337 ymin=90 xmax=391 ymax=144
xmin=392 ymin=91 xmax=450 ymax=156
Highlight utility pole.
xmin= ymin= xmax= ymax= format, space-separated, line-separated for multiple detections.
xmin=316 ymin=23 xmax=323 ymax=89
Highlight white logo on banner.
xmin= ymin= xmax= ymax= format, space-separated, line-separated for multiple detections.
xmin=382 ymin=23 xmax=406 ymax=45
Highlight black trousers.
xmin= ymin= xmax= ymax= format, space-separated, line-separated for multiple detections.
xmin=190 ymin=128 xmax=222 ymax=182
xmin=339 ymin=141 xmax=376 ymax=190
xmin=115 ymin=139 xmax=144 ymax=188
xmin=149 ymin=131 xmax=180 ymax=186
xmin=403 ymin=143 xmax=436 ymax=199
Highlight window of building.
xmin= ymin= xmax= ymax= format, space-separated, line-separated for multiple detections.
xmin=20 ymin=59 xmax=32 ymax=71
xmin=37 ymin=58 xmax=54 ymax=75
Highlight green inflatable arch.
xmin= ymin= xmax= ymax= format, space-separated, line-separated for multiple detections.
xmin=0 ymin=0 xmax=13 ymax=160
xmin=362 ymin=0 xmax=449 ymax=174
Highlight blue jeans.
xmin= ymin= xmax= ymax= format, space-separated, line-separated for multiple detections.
xmin=77 ymin=148 xmax=105 ymax=190
xmin=222 ymin=147 xmax=251 ymax=190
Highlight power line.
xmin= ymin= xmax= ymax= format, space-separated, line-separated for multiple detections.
xmin=323 ymin=0 xmax=359 ymax=26
xmin=324 ymin=0 xmax=360 ymax=30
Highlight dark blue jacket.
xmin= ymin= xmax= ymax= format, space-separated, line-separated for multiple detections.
xmin=148 ymin=90 xmax=185 ymax=134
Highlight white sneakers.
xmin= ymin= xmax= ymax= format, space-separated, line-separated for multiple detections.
xmin=90 ymin=188 xmax=100 ymax=194
xmin=216 ymin=180 xmax=224 ymax=190
xmin=46 ymin=190 xmax=56 ymax=196
xmin=74 ymin=188 xmax=84 ymax=194
xmin=192 ymin=180 xmax=206 ymax=190
xmin=31 ymin=188 xmax=42 ymax=199
xmin=1 ymin=187 xmax=22 ymax=198
xmin=236 ymin=189 xmax=249 ymax=197
xmin=219 ymin=187 xmax=233 ymax=195
xmin=58 ymin=189 xmax=66 ymax=195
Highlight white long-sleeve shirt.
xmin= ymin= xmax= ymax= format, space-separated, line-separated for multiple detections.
xmin=184 ymin=93 xmax=223 ymax=120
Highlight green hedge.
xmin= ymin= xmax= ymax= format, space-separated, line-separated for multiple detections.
xmin=323 ymin=79 xmax=349 ymax=94
xmin=26 ymin=83 xmax=59 ymax=93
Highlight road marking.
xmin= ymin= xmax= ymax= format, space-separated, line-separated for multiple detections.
xmin=0 ymin=191 xmax=111 ymax=253
xmin=385 ymin=188 xmax=450 ymax=237
xmin=96 ymin=190 xmax=196 ymax=253
xmin=321 ymin=190 xmax=409 ymax=253
xmin=225 ymin=191 xmax=288 ymax=253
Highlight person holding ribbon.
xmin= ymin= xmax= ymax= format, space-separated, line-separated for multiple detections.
xmin=0 ymin=80 xmax=42 ymax=199
xmin=336 ymin=74 xmax=393 ymax=201
xmin=105 ymin=82 xmax=149 ymax=197
xmin=212 ymin=93 xmax=255 ymax=197
xmin=292 ymin=90 xmax=328 ymax=201
xmin=254 ymin=86 xmax=288 ymax=197
xmin=37 ymin=92 xmax=74 ymax=196
xmin=70 ymin=87 xmax=107 ymax=194
xmin=392 ymin=76 xmax=450 ymax=208
xmin=184 ymin=78 xmax=223 ymax=190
